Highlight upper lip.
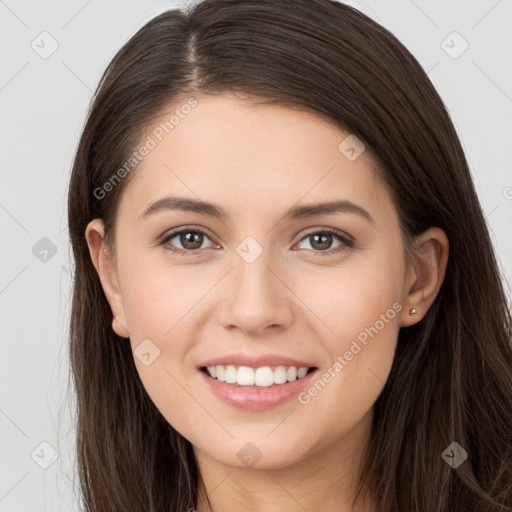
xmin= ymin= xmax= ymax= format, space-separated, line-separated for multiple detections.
xmin=199 ymin=353 xmax=317 ymax=369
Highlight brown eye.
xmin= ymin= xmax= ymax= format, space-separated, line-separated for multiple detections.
xmin=161 ymin=228 xmax=216 ymax=254
xmin=296 ymin=228 xmax=354 ymax=256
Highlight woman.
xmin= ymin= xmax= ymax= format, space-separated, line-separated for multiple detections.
xmin=67 ymin=0 xmax=512 ymax=510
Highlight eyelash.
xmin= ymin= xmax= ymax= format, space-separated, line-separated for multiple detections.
xmin=159 ymin=226 xmax=354 ymax=257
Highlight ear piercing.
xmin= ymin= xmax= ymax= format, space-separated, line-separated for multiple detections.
xmin=409 ymin=308 xmax=417 ymax=316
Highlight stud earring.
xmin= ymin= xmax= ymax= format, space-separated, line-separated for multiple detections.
xmin=409 ymin=308 xmax=417 ymax=316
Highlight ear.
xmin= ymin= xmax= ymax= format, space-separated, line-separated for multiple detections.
xmin=85 ymin=218 xmax=130 ymax=338
xmin=400 ymin=227 xmax=449 ymax=327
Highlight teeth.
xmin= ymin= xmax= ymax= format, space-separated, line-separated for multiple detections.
xmin=297 ymin=367 xmax=308 ymax=378
xmin=274 ymin=366 xmax=287 ymax=384
xmin=225 ymin=365 xmax=237 ymax=384
xmin=286 ymin=366 xmax=297 ymax=381
xmin=237 ymin=366 xmax=255 ymax=385
xmin=216 ymin=365 xmax=225 ymax=382
xmin=205 ymin=364 xmax=312 ymax=387
xmin=255 ymin=367 xmax=273 ymax=387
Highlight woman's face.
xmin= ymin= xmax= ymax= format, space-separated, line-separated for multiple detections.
xmin=90 ymin=93 xmax=416 ymax=470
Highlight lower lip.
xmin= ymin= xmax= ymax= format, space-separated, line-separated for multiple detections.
xmin=198 ymin=368 xmax=318 ymax=411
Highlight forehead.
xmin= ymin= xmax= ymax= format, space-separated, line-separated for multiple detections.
xmin=118 ymin=93 xmax=393 ymax=223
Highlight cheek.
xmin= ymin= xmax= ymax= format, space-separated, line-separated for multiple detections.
xmin=119 ymin=262 xmax=212 ymax=407
xmin=120 ymin=260 xmax=212 ymax=340
xmin=118 ymin=264 xmax=205 ymax=438
xmin=294 ymin=250 xmax=403 ymax=340
xmin=291 ymin=253 xmax=402 ymax=422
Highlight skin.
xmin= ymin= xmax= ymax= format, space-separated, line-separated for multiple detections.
xmin=86 ymin=93 xmax=449 ymax=512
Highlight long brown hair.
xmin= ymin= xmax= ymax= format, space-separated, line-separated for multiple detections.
xmin=67 ymin=1 xmax=512 ymax=510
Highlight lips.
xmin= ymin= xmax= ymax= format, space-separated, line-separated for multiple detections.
xmin=197 ymin=352 xmax=318 ymax=410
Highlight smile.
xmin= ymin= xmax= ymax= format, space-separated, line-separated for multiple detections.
xmin=198 ymin=365 xmax=319 ymax=410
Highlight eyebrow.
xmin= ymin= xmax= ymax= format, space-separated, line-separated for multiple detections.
xmin=139 ymin=196 xmax=375 ymax=223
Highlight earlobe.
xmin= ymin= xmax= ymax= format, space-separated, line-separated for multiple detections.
xmin=85 ymin=219 xmax=130 ymax=338
xmin=400 ymin=227 xmax=449 ymax=327
xmin=112 ymin=316 xmax=130 ymax=339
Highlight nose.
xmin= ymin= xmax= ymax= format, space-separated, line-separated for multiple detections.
xmin=218 ymin=247 xmax=294 ymax=335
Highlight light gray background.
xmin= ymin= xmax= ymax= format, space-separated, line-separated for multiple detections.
xmin=1 ymin=0 xmax=511 ymax=510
